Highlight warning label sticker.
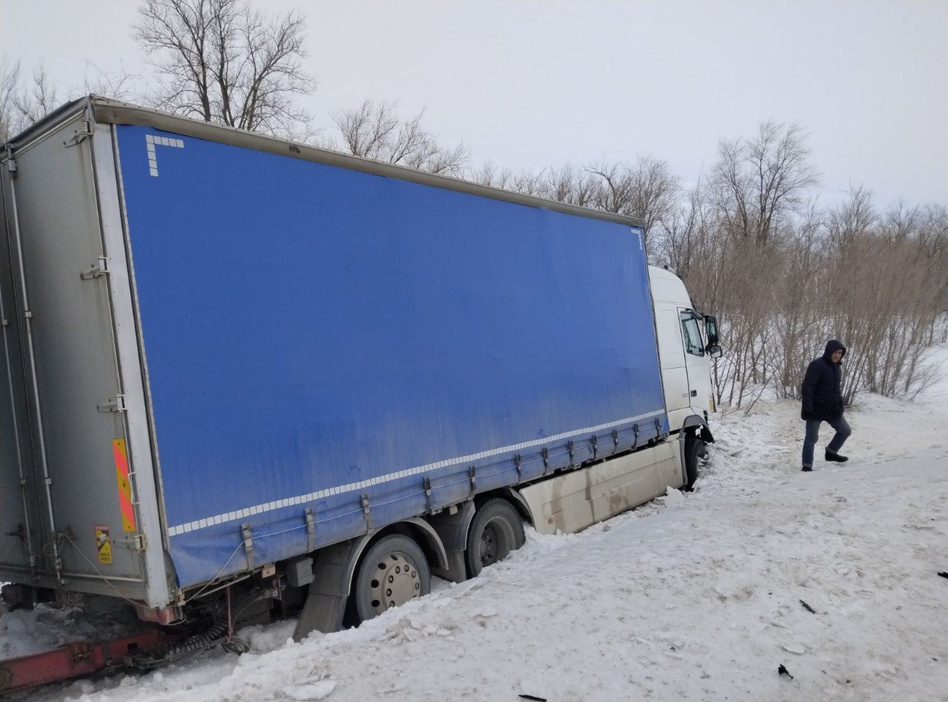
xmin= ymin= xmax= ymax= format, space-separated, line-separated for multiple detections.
xmin=95 ymin=525 xmax=112 ymax=565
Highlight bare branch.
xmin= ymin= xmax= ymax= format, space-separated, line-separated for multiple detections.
xmin=584 ymin=156 xmax=680 ymax=243
xmin=710 ymin=121 xmax=818 ymax=245
xmin=0 ymin=57 xmax=23 ymax=142
xmin=332 ymin=100 xmax=468 ymax=176
xmin=12 ymin=65 xmax=59 ymax=125
xmin=133 ymin=0 xmax=314 ymax=137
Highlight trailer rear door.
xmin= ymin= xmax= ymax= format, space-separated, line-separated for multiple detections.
xmin=0 ymin=107 xmax=167 ymax=606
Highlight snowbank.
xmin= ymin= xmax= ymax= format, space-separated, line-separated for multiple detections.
xmin=4 ymin=347 xmax=947 ymax=701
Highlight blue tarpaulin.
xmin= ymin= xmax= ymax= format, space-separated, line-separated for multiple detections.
xmin=116 ymin=125 xmax=668 ymax=586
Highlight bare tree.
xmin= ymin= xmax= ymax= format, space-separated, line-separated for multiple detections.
xmin=12 ymin=66 xmax=60 ymax=125
xmin=660 ymin=177 xmax=715 ymax=278
xmin=134 ymin=0 xmax=314 ymax=138
xmin=542 ymin=163 xmax=600 ymax=208
xmin=1 ymin=60 xmax=62 ymax=141
xmin=773 ymin=202 xmax=827 ymax=399
xmin=624 ymin=155 xmax=681 ymax=237
xmin=332 ymin=100 xmax=468 ymax=176
xmin=585 ymin=156 xmax=680 ymax=243
xmin=82 ymin=62 xmax=139 ymax=102
xmin=826 ymin=184 xmax=875 ymax=254
xmin=916 ymin=204 xmax=948 ymax=343
xmin=332 ymin=100 xmax=397 ymax=158
xmin=710 ymin=121 xmax=818 ymax=246
xmin=0 ymin=57 xmax=21 ymax=142
xmin=471 ymin=162 xmax=598 ymax=207
xmin=2 ymin=57 xmax=140 ymax=143
xmin=509 ymin=168 xmax=548 ymax=197
xmin=470 ymin=160 xmax=515 ymax=190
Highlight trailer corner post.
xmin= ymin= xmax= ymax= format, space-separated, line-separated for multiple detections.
xmin=91 ymin=122 xmax=176 ymax=608
xmin=5 ymin=143 xmax=64 ymax=585
xmin=1 ymin=148 xmax=37 ymax=574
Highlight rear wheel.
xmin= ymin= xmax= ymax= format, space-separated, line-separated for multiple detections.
xmin=465 ymin=498 xmax=525 ymax=577
xmin=353 ymin=534 xmax=430 ymax=623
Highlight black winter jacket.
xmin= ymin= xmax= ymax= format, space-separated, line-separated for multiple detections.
xmin=801 ymin=340 xmax=847 ymax=422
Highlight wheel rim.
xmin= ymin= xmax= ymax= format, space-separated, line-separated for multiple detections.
xmin=479 ymin=519 xmax=511 ymax=567
xmin=367 ymin=551 xmax=421 ymax=615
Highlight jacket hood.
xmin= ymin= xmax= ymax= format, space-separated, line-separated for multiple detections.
xmin=823 ymin=339 xmax=847 ymax=361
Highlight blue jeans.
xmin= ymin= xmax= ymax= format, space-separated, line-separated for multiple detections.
xmin=802 ymin=417 xmax=851 ymax=468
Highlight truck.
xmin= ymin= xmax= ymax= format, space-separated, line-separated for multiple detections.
xmin=0 ymin=97 xmax=720 ymax=690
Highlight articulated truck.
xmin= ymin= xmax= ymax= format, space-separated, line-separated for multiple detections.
xmin=0 ymin=97 xmax=719 ymax=690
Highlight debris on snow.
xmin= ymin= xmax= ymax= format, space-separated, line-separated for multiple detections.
xmin=658 ymin=486 xmax=686 ymax=507
xmin=282 ymin=679 xmax=336 ymax=700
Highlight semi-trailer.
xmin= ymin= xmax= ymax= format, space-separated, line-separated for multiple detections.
xmin=0 ymin=97 xmax=719 ymax=692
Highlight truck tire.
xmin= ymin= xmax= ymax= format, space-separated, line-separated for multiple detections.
xmin=465 ymin=498 xmax=526 ymax=577
xmin=353 ymin=534 xmax=430 ymax=622
xmin=684 ymin=435 xmax=707 ymax=490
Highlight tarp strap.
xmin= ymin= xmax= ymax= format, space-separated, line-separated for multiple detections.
xmin=360 ymin=493 xmax=373 ymax=532
xmin=240 ymin=523 xmax=254 ymax=570
xmin=304 ymin=508 xmax=315 ymax=552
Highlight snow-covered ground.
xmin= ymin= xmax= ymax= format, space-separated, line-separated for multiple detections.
xmin=4 ymin=347 xmax=948 ymax=702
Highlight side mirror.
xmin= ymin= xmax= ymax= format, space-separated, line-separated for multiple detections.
xmin=704 ymin=315 xmax=719 ymax=346
xmin=708 ymin=344 xmax=723 ymax=359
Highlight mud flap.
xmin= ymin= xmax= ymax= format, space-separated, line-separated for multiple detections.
xmin=292 ymin=539 xmax=362 ymax=641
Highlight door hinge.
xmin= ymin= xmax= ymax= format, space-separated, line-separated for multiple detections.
xmin=133 ymin=533 xmax=147 ymax=551
xmin=5 ymin=157 xmax=16 ymax=173
xmin=64 ymin=120 xmax=94 ymax=148
xmin=81 ymin=256 xmax=110 ymax=280
xmin=97 ymin=394 xmax=127 ymax=413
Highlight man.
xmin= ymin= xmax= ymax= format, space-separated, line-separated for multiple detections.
xmin=800 ymin=339 xmax=851 ymax=472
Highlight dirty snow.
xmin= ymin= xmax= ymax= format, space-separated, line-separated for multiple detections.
xmin=4 ymin=347 xmax=947 ymax=702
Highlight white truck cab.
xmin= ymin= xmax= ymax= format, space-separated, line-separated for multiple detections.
xmin=648 ymin=266 xmax=720 ymax=485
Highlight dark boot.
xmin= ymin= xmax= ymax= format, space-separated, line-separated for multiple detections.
xmin=801 ymin=465 xmax=813 ymax=472
xmin=825 ymin=450 xmax=849 ymax=463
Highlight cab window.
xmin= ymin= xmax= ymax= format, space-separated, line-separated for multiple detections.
xmin=680 ymin=313 xmax=705 ymax=356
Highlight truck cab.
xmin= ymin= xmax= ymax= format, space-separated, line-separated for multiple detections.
xmin=648 ymin=266 xmax=719 ymax=483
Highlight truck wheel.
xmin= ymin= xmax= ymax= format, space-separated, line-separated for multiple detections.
xmin=465 ymin=498 xmax=525 ymax=577
xmin=354 ymin=534 xmax=430 ymax=622
xmin=684 ymin=435 xmax=707 ymax=490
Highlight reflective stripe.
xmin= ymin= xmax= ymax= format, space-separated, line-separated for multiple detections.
xmin=112 ymin=439 xmax=137 ymax=532
xmin=167 ymin=409 xmax=667 ymax=536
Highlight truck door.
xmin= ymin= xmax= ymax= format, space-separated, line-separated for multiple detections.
xmin=679 ymin=310 xmax=714 ymax=416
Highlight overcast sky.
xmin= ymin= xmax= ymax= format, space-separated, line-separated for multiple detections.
xmin=1 ymin=0 xmax=945 ymax=209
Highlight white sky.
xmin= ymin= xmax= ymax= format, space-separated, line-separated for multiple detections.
xmin=1 ymin=0 xmax=946 ymax=209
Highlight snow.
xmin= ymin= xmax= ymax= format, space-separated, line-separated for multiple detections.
xmin=4 ymin=347 xmax=948 ymax=702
